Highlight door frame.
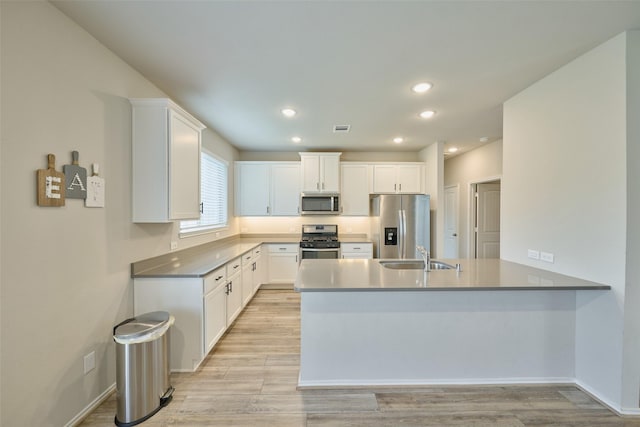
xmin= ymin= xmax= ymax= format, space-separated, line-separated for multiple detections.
xmin=467 ymin=175 xmax=502 ymax=259
xmin=443 ymin=184 xmax=460 ymax=258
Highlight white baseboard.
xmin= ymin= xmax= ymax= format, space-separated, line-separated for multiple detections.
xmin=65 ymin=383 xmax=116 ymax=427
xmin=297 ymin=376 xmax=575 ymax=389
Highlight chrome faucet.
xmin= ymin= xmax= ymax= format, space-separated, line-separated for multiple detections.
xmin=416 ymin=245 xmax=430 ymax=272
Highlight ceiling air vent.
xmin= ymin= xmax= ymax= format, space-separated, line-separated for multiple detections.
xmin=333 ymin=125 xmax=351 ymax=133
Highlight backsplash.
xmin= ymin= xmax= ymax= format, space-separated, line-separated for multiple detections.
xmin=238 ymin=216 xmax=371 ymax=236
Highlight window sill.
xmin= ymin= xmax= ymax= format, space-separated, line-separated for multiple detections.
xmin=179 ymin=225 xmax=229 ymax=239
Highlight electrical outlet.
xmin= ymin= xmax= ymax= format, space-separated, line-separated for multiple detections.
xmin=170 ymin=241 xmax=178 ymax=250
xmin=84 ymin=351 xmax=95 ymax=374
xmin=541 ymin=252 xmax=555 ymax=263
xmin=528 ymin=249 xmax=540 ymax=260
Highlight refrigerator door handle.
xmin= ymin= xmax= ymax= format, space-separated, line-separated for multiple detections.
xmin=398 ymin=209 xmax=407 ymax=258
xmin=397 ymin=210 xmax=403 ymax=258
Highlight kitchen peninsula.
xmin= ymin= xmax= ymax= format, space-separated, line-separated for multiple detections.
xmin=294 ymin=258 xmax=610 ymax=388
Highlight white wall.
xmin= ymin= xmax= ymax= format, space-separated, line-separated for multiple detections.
xmin=0 ymin=3 xmax=238 ymax=425
xmin=444 ymin=140 xmax=503 ymax=258
xmin=621 ymin=30 xmax=640 ymax=412
xmin=420 ymin=142 xmax=444 ymax=257
xmin=503 ymin=31 xmax=635 ymax=412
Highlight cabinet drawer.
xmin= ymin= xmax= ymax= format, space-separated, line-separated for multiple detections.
xmin=242 ymin=251 xmax=253 ymax=265
xmin=268 ymin=244 xmax=298 ymax=253
xmin=205 ymin=266 xmax=226 ymax=294
xmin=226 ymin=257 xmax=242 ymax=277
xmin=341 ymin=243 xmax=372 ymax=253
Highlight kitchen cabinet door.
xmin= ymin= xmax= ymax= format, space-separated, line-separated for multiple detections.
xmin=372 ymin=163 xmax=424 ymax=194
xmin=372 ymin=165 xmax=397 ymax=193
xmin=396 ymin=165 xmax=422 ymax=193
xmin=235 ymin=163 xmax=270 ymax=216
xmin=271 ymin=164 xmax=301 ymax=215
xmin=252 ymin=247 xmax=264 ymax=293
xmin=267 ymin=244 xmax=299 ymax=284
xmin=131 ymin=98 xmax=205 ymax=222
xmin=204 ymin=275 xmax=227 ymax=354
xmin=300 ymin=153 xmax=341 ymax=193
xmin=341 ymin=164 xmax=370 ymax=215
xmin=301 ymin=155 xmax=321 ymax=192
xmin=340 ymin=242 xmax=373 ymax=259
xmin=226 ymin=258 xmax=243 ymax=325
xmin=241 ymin=251 xmax=254 ymax=307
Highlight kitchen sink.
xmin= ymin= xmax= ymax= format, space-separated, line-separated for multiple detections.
xmin=379 ymin=260 xmax=456 ymax=270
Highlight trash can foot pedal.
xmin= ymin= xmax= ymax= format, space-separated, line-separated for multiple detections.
xmin=160 ymin=386 xmax=174 ymax=407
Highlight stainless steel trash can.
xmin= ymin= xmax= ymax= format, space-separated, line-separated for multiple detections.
xmin=113 ymin=311 xmax=175 ymax=426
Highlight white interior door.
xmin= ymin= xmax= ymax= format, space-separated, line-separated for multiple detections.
xmin=443 ymin=185 xmax=459 ymax=258
xmin=475 ymin=182 xmax=501 ymax=258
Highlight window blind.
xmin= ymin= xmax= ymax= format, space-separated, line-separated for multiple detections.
xmin=180 ymin=151 xmax=228 ymax=232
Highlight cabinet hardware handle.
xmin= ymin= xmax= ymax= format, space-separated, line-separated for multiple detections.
xmin=200 ymin=202 xmax=204 ymax=214
xmin=266 ymin=206 xmax=270 ymax=214
xmin=354 ymin=247 xmax=360 ymax=250
xmin=296 ymin=255 xmax=298 ymax=263
xmin=394 ymin=184 xmax=397 ymax=191
xmin=234 ymin=265 xmax=239 ymax=269
xmin=322 ymin=182 xmax=325 ymax=190
xmin=279 ymin=247 xmax=286 ymax=251
xmin=229 ymin=281 xmax=233 ymax=292
xmin=216 ymin=275 xmax=223 ymax=281
xmin=225 ymin=283 xmax=230 ymax=295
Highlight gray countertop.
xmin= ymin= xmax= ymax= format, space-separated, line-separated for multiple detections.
xmin=294 ymin=258 xmax=610 ymax=291
xmin=131 ymin=234 xmax=372 ymax=278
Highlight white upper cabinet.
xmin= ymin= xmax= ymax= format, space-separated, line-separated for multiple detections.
xmin=130 ymin=98 xmax=205 ymax=223
xmin=235 ymin=163 xmax=270 ymax=216
xmin=340 ymin=163 xmax=371 ymax=216
xmin=300 ymin=153 xmax=341 ymax=193
xmin=271 ymin=163 xmax=301 ymax=215
xmin=235 ymin=162 xmax=300 ymax=216
xmin=372 ymin=163 xmax=423 ymax=194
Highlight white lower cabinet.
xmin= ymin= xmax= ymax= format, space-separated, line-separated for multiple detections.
xmin=204 ymin=267 xmax=227 ymax=354
xmin=133 ymin=252 xmax=255 ymax=372
xmin=241 ymin=251 xmax=254 ymax=307
xmin=252 ymin=246 xmax=264 ymax=293
xmin=267 ymin=244 xmax=299 ymax=284
xmin=226 ymin=257 xmax=243 ymax=325
xmin=341 ymin=242 xmax=373 ymax=259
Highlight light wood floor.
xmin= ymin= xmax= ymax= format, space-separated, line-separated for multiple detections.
xmin=81 ymin=290 xmax=640 ymax=426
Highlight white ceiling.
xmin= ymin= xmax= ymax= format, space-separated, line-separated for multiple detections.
xmin=52 ymin=0 xmax=640 ymax=156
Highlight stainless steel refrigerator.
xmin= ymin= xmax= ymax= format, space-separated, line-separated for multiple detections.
xmin=370 ymin=194 xmax=430 ymax=259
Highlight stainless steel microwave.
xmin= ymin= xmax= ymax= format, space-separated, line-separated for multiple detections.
xmin=300 ymin=193 xmax=341 ymax=215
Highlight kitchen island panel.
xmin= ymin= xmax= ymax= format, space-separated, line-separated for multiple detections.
xmin=299 ymin=290 xmax=577 ymax=387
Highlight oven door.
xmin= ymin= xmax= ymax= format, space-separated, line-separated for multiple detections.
xmin=299 ymin=247 xmax=340 ymax=262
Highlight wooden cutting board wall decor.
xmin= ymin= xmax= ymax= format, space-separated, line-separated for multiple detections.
xmin=36 ymin=154 xmax=65 ymax=207
xmin=63 ymin=150 xmax=87 ymax=199
xmin=85 ymin=163 xmax=105 ymax=208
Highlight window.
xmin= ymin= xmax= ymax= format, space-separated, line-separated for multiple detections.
xmin=180 ymin=150 xmax=228 ymax=234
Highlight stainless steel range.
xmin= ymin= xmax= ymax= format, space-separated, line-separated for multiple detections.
xmin=299 ymin=224 xmax=340 ymax=261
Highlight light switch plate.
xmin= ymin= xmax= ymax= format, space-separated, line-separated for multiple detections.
xmin=84 ymin=351 xmax=95 ymax=374
xmin=170 ymin=241 xmax=178 ymax=250
xmin=528 ymin=249 xmax=540 ymax=260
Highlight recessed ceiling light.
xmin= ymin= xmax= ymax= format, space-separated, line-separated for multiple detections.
xmin=281 ymin=108 xmax=296 ymax=118
xmin=291 ymin=136 xmax=302 ymax=143
xmin=448 ymin=147 xmax=459 ymax=153
xmin=393 ymin=137 xmax=404 ymax=144
xmin=419 ymin=110 xmax=436 ymax=119
xmin=412 ymin=82 xmax=433 ymax=93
